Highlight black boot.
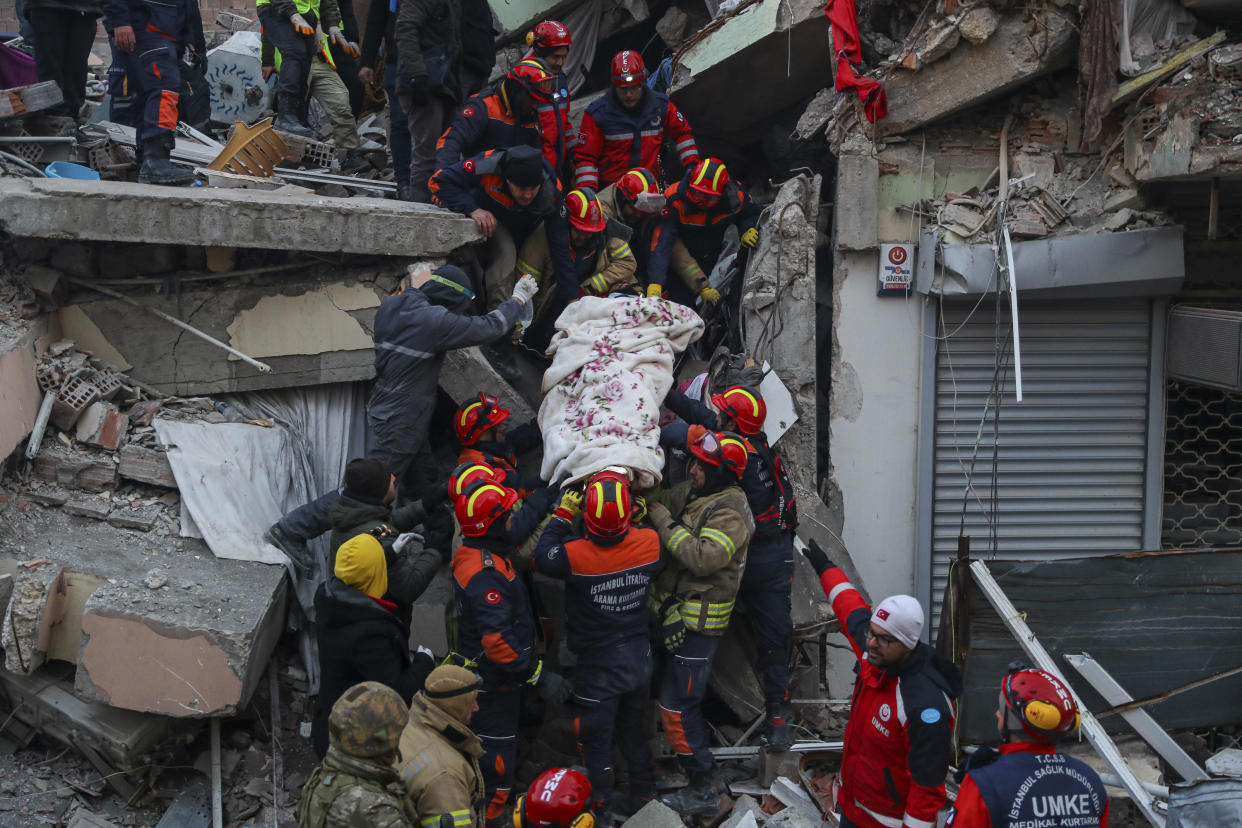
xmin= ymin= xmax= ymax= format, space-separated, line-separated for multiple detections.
xmin=659 ymin=772 xmax=721 ymax=817
xmin=274 ymin=92 xmax=313 ymax=138
xmin=764 ymin=703 xmax=794 ymax=751
xmin=138 ymin=136 xmax=195 ymax=186
xmin=340 ymin=148 xmax=370 ymax=174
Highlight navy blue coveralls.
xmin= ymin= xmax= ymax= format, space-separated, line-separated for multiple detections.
xmin=661 ymin=388 xmax=798 ymax=713
xmin=451 ymin=537 xmax=538 ymax=822
xmin=102 ymin=0 xmax=196 ymax=143
xmin=533 ymin=515 xmax=664 ymax=802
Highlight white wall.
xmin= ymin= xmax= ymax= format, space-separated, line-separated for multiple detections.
xmin=828 ymin=251 xmax=927 ymax=603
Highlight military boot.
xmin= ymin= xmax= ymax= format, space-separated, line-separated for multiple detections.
xmin=138 ymin=136 xmax=195 ymax=186
xmin=659 ymin=773 xmax=721 ymax=817
xmin=274 ymin=92 xmax=314 ymax=138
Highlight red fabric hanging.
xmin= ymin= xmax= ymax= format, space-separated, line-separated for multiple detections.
xmin=825 ymin=0 xmax=888 ymax=122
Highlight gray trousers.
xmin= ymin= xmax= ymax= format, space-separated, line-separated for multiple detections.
xmin=396 ymin=93 xmax=447 ymax=203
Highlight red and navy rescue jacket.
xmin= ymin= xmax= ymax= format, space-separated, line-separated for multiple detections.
xmin=660 ymin=388 xmax=797 ymax=543
xmin=819 ymin=566 xmax=962 ymax=828
xmin=534 ymin=71 xmax=574 ymax=174
xmin=451 ymin=540 xmax=537 ymax=686
xmin=430 ymin=149 xmax=578 ymax=301
xmin=532 ymin=516 xmax=663 ymax=656
xmin=434 ymin=83 xmax=542 ymax=172
xmin=647 ymin=174 xmax=763 ymax=287
xmin=948 ymin=743 xmax=1109 ymax=828
xmin=573 ymin=87 xmax=699 ymax=191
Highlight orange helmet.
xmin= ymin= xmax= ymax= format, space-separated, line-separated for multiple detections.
xmin=455 ymin=392 xmax=510 ymax=446
xmin=711 ymin=385 xmax=766 ymax=435
xmin=527 ymin=20 xmax=572 ymax=50
xmin=688 ymin=430 xmax=748 ymax=482
xmin=565 ymin=189 xmax=607 ymax=233
xmin=1002 ymin=667 xmax=1081 ymax=743
xmin=686 ymin=157 xmax=730 ymax=205
xmin=583 ymin=469 xmax=632 ymax=540
xmin=448 ymin=461 xmax=502 ymax=502
xmin=610 ymin=50 xmax=646 ymax=87
xmin=509 ymin=57 xmax=557 ymax=102
xmin=456 ymin=482 xmax=519 ymax=537
xmin=614 ymin=168 xmax=665 ymax=214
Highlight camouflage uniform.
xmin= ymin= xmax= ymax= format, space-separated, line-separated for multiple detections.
xmin=298 ymin=748 xmax=415 ymax=828
xmin=299 ymin=681 xmax=415 ymax=828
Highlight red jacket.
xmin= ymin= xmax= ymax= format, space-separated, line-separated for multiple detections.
xmin=948 ymin=742 xmax=1109 ymax=828
xmin=535 ymin=72 xmax=574 ymax=174
xmin=819 ymin=567 xmax=962 ymax=828
xmin=573 ymin=87 xmax=699 ymax=191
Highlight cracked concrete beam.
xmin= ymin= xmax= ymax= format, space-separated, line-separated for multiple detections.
xmin=0 ymin=178 xmax=481 ymax=258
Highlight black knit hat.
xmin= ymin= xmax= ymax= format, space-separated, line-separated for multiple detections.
xmin=501 ymin=145 xmax=544 ymax=188
xmin=344 ymin=458 xmax=391 ymax=502
xmin=421 ymin=264 xmax=476 ymax=312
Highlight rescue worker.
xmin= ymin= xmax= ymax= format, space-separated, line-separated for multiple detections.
xmin=398 ymin=665 xmax=486 ymax=828
xmin=25 ymin=0 xmax=101 ymax=126
xmin=455 ymin=393 xmax=546 ymax=497
xmin=598 ymin=168 xmax=716 ymax=302
xmin=433 ymin=58 xmax=557 ymax=173
xmin=574 ymin=50 xmax=699 ymax=191
xmin=450 ymin=481 xmax=572 ymax=823
xmin=431 ymin=145 xmax=575 ymax=380
xmin=358 ymin=0 xmax=411 ymax=197
xmin=647 ymin=158 xmax=763 ymax=303
xmin=800 ymin=540 xmax=962 ymax=828
xmin=102 ymin=0 xmax=198 ymax=184
xmin=394 ymin=0 xmax=461 ymax=203
xmin=523 ymin=20 xmax=574 ymax=177
xmin=646 ymin=431 xmax=754 ymax=815
xmin=325 ymin=457 xmax=449 ymax=604
xmin=256 ymin=0 xmax=349 ymax=138
xmin=661 ymin=384 xmax=798 ymax=748
xmin=298 ymin=681 xmax=413 ymax=828
xmin=514 ymin=188 xmax=637 ymax=332
xmin=533 ymin=471 xmax=663 ymax=816
xmin=948 ymin=668 xmax=1108 ymax=828
xmin=261 ymin=29 xmax=368 ymax=172
xmin=512 ymin=767 xmax=595 ymax=828
xmin=448 ymin=460 xmax=554 ymax=553
xmin=459 ymin=0 xmax=495 ymax=96
xmin=261 ymin=265 xmax=537 ymax=565
xmin=312 ymin=533 xmax=436 ymax=758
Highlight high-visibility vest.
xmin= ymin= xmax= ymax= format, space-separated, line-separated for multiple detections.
xmin=272 ymin=31 xmax=336 ymax=71
xmin=256 ymin=0 xmax=320 ymax=16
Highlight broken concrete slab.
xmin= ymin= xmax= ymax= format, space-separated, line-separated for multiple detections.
xmin=0 ymin=178 xmax=481 ymax=258
xmin=63 ymin=494 xmax=112 ymax=521
xmin=118 ymin=444 xmax=178 ymax=488
xmin=61 ymin=276 xmax=387 ymax=395
xmin=107 ymin=504 xmax=163 ymax=532
xmin=876 ymin=10 xmax=1076 ymax=137
xmin=0 ymin=321 xmax=49 ymax=462
xmin=722 ymin=794 xmax=764 ymax=828
xmin=33 ymin=442 xmax=119 ymax=491
xmin=625 ymin=799 xmax=685 ymax=828
xmin=669 ymin=0 xmax=831 ymax=143
xmin=834 ymin=155 xmax=878 ymax=251
xmin=442 ymin=347 xmax=538 ymax=420
xmin=75 ymin=401 xmax=127 ymax=450
xmin=0 ymin=503 xmax=288 ymax=716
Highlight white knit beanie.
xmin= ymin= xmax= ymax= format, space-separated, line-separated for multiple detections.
xmin=871 ymin=594 xmax=924 ymax=649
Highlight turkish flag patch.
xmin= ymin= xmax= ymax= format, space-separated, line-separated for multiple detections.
xmin=464 ymin=159 xmax=475 ymax=172
xmin=661 ymin=207 xmax=670 ymax=217
xmin=876 ymin=608 xmax=890 ymax=620
xmin=463 ymin=106 xmax=475 ymax=117
xmin=485 ymin=589 xmax=502 ymax=604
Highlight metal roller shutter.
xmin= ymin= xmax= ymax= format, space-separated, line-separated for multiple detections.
xmin=930 ymin=300 xmax=1153 ymax=629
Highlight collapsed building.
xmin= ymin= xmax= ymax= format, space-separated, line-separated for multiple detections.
xmin=2 ymin=0 xmax=1242 ymax=824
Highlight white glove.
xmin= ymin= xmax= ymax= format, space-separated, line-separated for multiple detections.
xmin=393 ymin=531 xmax=423 ymax=555
xmin=289 ymin=12 xmax=314 ymax=34
xmin=512 ymin=274 xmax=539 ymax=305
xmin=328 ymin=26 xmax=360 ymax=57
xmin=415 ymin=645 xmax=433 ymax=658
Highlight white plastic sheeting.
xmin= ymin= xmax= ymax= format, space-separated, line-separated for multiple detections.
xmin=154 ymin=382 xmax=367 ymax=569
xmin=538 ymin=297 xmax=703 ymax=488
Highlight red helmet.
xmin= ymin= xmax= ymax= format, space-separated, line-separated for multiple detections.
xmin=565 ymin=189 xmax=607 ymax=233
xmin=456 ymin=482 xmax=518 ymax=537
xmin=522 ymin=767 xmax=593 ymax=828
xmin=448 ymin=461 xmax=502 ymax=502
xmin=455 ymin=393 xmax=510 ymax=446
xmin=610 ymin=51 xmax=646 ymax=87
xmin=688 ymin=430 xmax=749 ymax=482
xmin=527 ymin=20 xmax=572 ymax=50
xmin=711 ymin=385 xmax=766 ymax=435
xmin=583 ymin=469 xmax=632 ymax=540
xmin=1002 ymin=667 xmax=1081 ymax=743
xmin=509 ymin=57 xmax=557 ymax=103
xmin=614 ymin=168 xmax=665 ymax=214
xmin=687 ymin=157 xmax=730 ymax=205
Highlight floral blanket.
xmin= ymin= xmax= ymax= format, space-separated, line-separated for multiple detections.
xmin=539 ymin=296 xmax=704 ymax=489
